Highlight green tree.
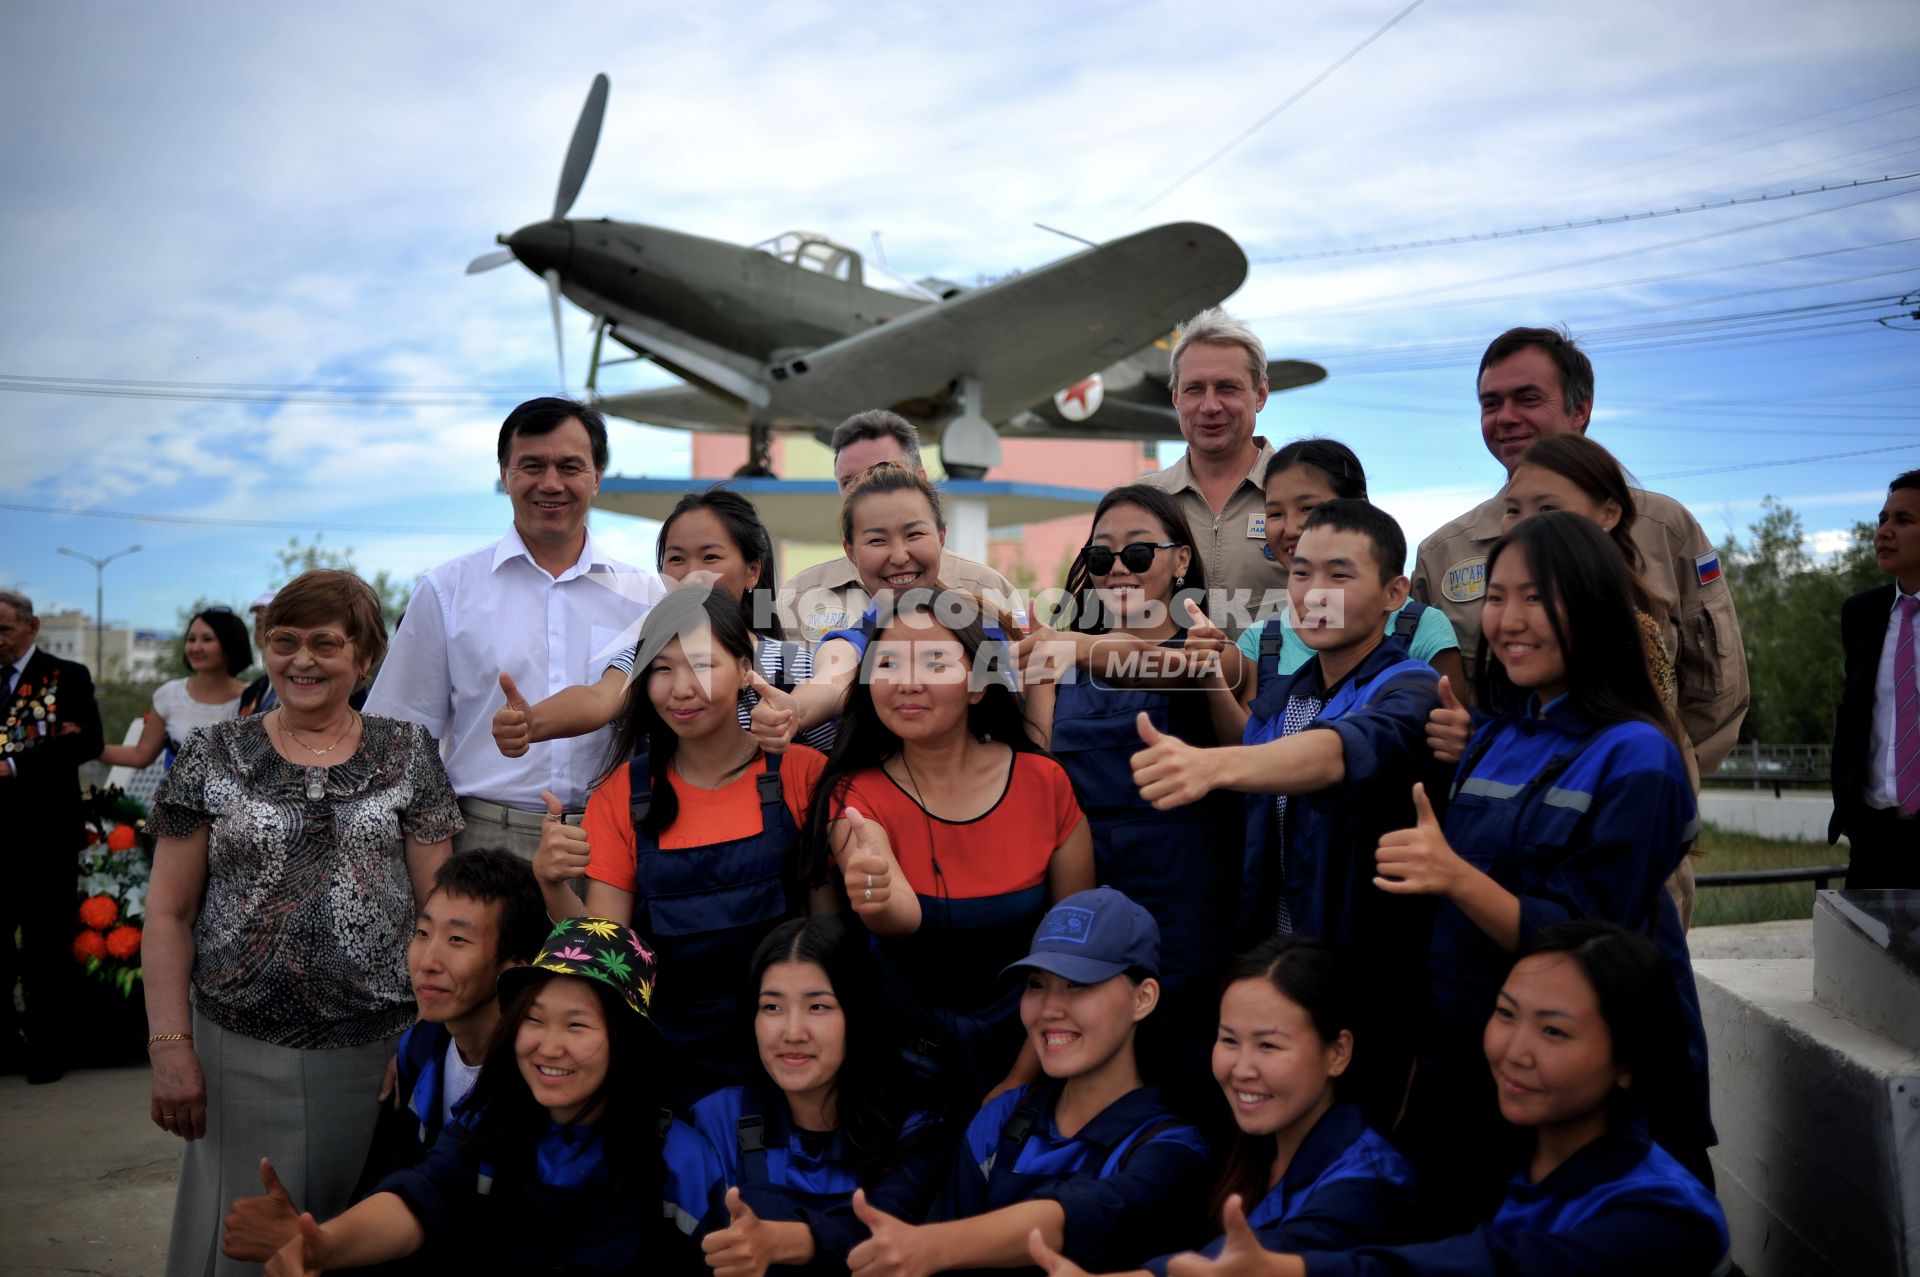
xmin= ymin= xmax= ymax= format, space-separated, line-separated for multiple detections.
xmin=270 ymin=536 xmax=413 ymax=629
xmin=1720 ymin=497 xmax=1880 ymax=744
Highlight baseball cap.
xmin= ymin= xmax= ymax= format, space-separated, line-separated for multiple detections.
xmin=1002 ymin=887 xmax=1161 ymax=984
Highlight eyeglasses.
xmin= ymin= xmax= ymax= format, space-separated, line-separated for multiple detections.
xmin=265 ymin=629 xmax=350 ymax=659
xmin=1082 ymin=542 xmax=1177 ymax=576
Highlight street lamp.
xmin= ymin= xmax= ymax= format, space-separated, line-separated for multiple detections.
xmin=55 ymin=545 xmax=143 ymax=676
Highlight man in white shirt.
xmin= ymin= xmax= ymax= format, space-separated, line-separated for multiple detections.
xmin=780 ymin=410 xmax=1021 ymax=642
xmin=367 ymin=398 xmax=664 ymax=858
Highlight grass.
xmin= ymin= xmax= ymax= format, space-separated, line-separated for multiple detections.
xmin=1689 ymin=822 xmax=1843 ymax=928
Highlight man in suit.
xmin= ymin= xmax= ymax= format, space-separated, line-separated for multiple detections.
xmin=1831 ymin=470 xmax=1920 ymax=888
xmin=0 ymin=588 xmax=105 ymax=1082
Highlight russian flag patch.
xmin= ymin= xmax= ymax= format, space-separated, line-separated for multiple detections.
xmin=1695 ymin=550 xmax=1722 ymax=586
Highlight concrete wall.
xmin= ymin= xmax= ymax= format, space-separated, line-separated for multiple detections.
xmin=1698 ymin=792 xmax=1840 ymax=845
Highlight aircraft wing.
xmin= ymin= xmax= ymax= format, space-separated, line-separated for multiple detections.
xmin=595 ymin=384 xmax=749 ymax=434
xmin=761 ymin=222 xmax=1247 ymax=425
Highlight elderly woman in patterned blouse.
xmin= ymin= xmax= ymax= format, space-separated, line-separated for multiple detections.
xmin=143 ymin=569 xmax=464 ymax=1277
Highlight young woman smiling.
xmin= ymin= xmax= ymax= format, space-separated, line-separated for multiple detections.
xmin=1026 ymin=484 xmax=1243 ymax=1112
xmin=682 ymin=915 xmax=948 ymax=1276
xmin=258 ymin=918 xmax=724 ymax=1274
xmin=799 ymin=588 xmax=1094 ymax=1112
xmin=533 ymin=587 xmax=824 ymax=1105
xmin=1149 ymin=923 xmax=1728 ymax=1277
xmin=99 ymin=606 xmax=251 ymax=770
xmin=492 ymin=487 xmax=836 ymax=761
xmin=1373 ymin=513 xmax=1712 ymax=1228
xmin=848 ymin=889 xmax=1211 ymax=1277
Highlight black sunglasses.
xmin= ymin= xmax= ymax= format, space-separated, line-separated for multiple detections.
xmin=1083 ymin=541 xmax=1177 ymax=576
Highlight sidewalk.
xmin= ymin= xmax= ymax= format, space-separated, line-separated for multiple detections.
xmin=1 ymin=1065 xmax=178 ymax=1276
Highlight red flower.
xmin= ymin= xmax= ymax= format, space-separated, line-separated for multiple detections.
xmin=78 ymin=894 xmax=119 ymax=931
xmin=106 ymin=825 xmax=137 ymax=853
xmin=105 ymin=925 xmax=142 ymax=961
xmin=73 ymin=931 xmax=107 ymax=964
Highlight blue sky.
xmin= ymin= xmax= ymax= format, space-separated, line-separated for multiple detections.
xmin=2 ymin=0 xmax=1916 ymax=632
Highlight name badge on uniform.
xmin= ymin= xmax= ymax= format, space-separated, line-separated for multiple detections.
xmin=802 ymin=605 xmax=854 ymax=644
xmin=1442 ymin=557 xmax=1487 ymax=603
xmin=1247 ymin=513 xmax=1267 ymax=539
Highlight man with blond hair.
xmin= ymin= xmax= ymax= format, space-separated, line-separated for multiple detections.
xmin=1139 ymin=308 xmax=1290 ymax=634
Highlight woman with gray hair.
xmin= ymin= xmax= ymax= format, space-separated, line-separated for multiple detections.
xmin=142 ymin=569 xmax=462 ymax=1277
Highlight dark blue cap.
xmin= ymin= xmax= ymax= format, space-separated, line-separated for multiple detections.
xmin=1001 ymin=887 xmax=1161 ymax=984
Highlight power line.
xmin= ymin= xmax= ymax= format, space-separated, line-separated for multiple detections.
xmin=1642 ymin=443 xmax=1920 ymax=481
xmin=0 ymin=501 xmax=501 ymax=536
xmin=1129 ymin=0 xmax=1427 ymax=217
xmin=1250 ymin=171 xmax=1920 ymax=263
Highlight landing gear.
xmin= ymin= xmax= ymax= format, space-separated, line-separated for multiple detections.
xmin=734 ymin=419 xmax=775 ymax=477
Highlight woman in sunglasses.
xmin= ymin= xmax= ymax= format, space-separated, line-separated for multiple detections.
xmin=144 ymin=569 xmax=463 ymax=1277
xmin=1022 ymin=484 xmax=1245 ymax=1116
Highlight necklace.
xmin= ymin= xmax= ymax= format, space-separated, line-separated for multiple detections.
xmin=279 ymin=710 xmax=357 ymax=757
xmin=671 ymin=741 xmax=761 ymax=789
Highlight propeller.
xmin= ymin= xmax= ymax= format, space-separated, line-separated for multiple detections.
xmin=554 ymin=73 xmax=609 ymax=220
xmin=546 ymin=269 xmax=567 ymax=390
xmin=465 ymin=73 xmax=613 ymax=388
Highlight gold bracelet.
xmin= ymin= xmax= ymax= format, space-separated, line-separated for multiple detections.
xmin=146 ymin=1032 xmax=192 ymax=1046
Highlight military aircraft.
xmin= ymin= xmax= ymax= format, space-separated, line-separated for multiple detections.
xmin=467 ymin=74 xmax=1326 ymax=477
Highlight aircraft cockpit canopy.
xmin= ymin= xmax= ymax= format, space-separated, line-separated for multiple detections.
xmin=753 ymin=231 xmax=941 ymax=302
xmin=754 ymin=231 xmax=860 ymax=282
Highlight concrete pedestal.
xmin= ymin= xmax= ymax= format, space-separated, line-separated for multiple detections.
xmin=1694 ymin=892 xmax=1920 ymax=1275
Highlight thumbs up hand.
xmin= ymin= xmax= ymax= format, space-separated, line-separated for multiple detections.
xmin=847 ymin=1189 xmax=929 ymax=1276
xmin=1374 ymin=783 xmax=1464 ymax=897
xmin=263 ymin=1212 xmax=330 ymax=1277
xmin=1131 ymin=711 xmax=1213 ymax=810
xmin=746 ymin=671 xmax=798 ymax=754
xmin=533 ymin=790 xmax=591 ymax=887
xmin=492 ymin=672 xmax=534 ymax=757
xmin=839 ymin=809 xmax=897 ymax=919
xmin=1425 ymin=675 xmax=1472 ymax=764
xmin=1182 ymin=597 xmax=1227 ymax=681
xmin=1166 ymin=1193 xmax=1301 ymax=1277
xmin=700 ymin=1187 xmax=775 ymax=1277
xmin=1027 ymin=1230 xmax=1093 ymax=1277
xmin=222 ymin=1157 xmax=301 ymax=1261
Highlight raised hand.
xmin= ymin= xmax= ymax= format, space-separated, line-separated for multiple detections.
xmin=1130 ymin=711 xmax=1213 ymax=810
xmin=223 ymin=1157 xmax=301 ymax=1261
xmin=1425 ymin=675 xmax=1471 ymax=764
xmin=839 ymin=809 xmax=894 ymax=919
xmin=264 ymin=1212 xmax=330 ymax=1277
xmin=492 ymin=672 xmax=533 ymax=758
xmin=533 ymin=790 xmax=591 ymax=886
xmin=1014 ymin=624 xmax=1082 ymax=687
xmin=847 ymin=1189 xmax=928 ymax=1277
xmin=1166 ymin=1193 xmax=1295 ymax=1277
xmin=1374 ymin=783 xmax=1464 ymax=897
xmin=746 ymin=671 xmax=798 ymax=754
xmin=1182 ymin=598 xmax=1227 ymax=681
xmin=1027 ymin=1229 xmax=1093 ymax=1277
xmin=702 ymin=1187 xmax=773 ymax=1277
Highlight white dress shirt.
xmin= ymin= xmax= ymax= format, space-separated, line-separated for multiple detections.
xmin=365 ymin=526 xmax=664 ymax=810
xmin=1864 ymin=584 xmax=1920 ymax=810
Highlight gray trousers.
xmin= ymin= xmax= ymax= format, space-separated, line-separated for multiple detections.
xmin=164 ymin=1010 xmax=398 ymax=1277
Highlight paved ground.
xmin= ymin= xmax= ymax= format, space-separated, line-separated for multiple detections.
xmin=0 ymin=1065 xmax=179 ymax=1276
xmin=0 ymin=917 xmax=1816 ymax=1275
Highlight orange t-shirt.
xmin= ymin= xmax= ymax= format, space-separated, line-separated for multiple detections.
xmin=820 ymin=751 xmax=1084 ymax=900
xmin=583 ymin=745 xmax=825 ymax=893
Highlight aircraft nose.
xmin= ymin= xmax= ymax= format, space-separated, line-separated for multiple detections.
xmin=506 ymin=220 xmax=572 ymax=274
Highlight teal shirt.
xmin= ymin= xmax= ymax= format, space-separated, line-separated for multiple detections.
xmin=1235 ymin=602 xmax=1460 ymax=678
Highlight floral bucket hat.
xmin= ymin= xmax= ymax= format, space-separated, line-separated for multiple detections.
xmin=497 ymin=916 xmax=657 ymax=1021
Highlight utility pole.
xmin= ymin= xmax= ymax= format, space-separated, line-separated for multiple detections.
xmin=55 ymin=545 xmax=143 ymax=675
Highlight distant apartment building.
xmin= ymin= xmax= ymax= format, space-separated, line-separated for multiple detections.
xmin=37 ymin=608 xmax=174 ymax=682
